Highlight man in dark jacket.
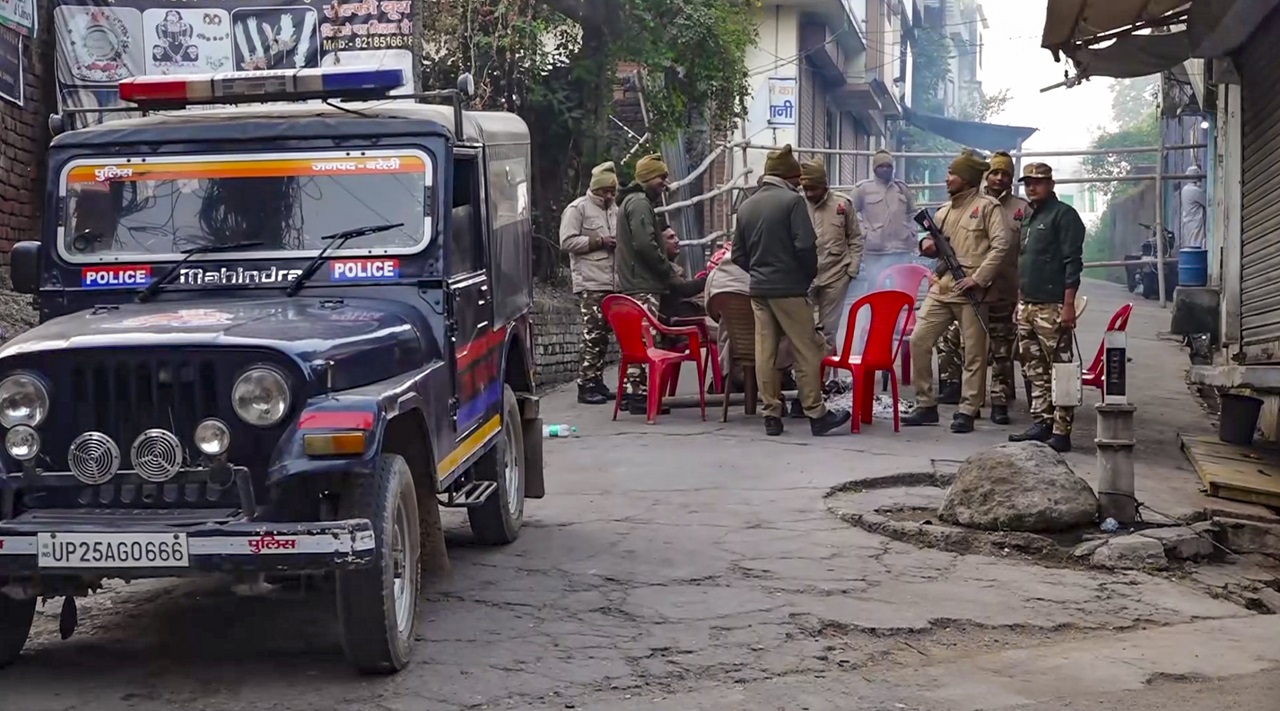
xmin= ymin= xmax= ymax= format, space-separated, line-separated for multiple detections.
xmin=616 ymin=153 xmax=672 ymax=414
xmin=732 ymin=145 xmax=851 ymax=437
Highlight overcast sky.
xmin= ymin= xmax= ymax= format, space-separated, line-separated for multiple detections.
xmin=977 ymin=0 xmax=1118 ymax=173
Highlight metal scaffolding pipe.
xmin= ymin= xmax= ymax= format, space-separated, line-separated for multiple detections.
xmin=742 ymin=142 xmax=1207 ymax=159
xmin=1156 ymin=87 xmax=1168 ymax=309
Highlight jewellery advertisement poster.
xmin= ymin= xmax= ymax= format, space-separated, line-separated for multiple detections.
xmin=52 ymin=0 xmax=417 ymax=124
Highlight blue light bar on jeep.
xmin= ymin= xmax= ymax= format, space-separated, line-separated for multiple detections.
xmin=118 ymin=67 xmax=406 ymax=107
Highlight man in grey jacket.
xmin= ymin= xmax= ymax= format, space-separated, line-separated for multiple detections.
xmin=732 ymin=145 xmax=851 ymax=438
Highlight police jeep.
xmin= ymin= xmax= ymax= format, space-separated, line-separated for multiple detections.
xmin=0 ymin=67 xmax=546 ymax=674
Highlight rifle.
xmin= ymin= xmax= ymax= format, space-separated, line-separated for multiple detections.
xmin=913 ymin=207 xmax=989 ymax=337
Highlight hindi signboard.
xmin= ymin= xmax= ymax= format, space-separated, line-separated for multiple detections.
xmin=0 ymin=0 xmax=35 ymax=37
xmin=767 ymin=76 xmax=797 ymax=127
xmin=0 ymin=23 xmax=22 ymax=106
xmin=53 ymin=0 xmax=417 ymax=124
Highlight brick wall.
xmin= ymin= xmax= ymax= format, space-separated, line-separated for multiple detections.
xmin=531 ymin=287 xmax=619 ymax=388
xmin=0 ymin=7 xmax=53 ymax=261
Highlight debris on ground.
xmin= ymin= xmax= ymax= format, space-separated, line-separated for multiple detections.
xmin=0 ymin=275 xmax=38 ymax=343
xmin=1137 ymin=526 xmax=1216 ymax=561
xmin=939 ymin=441 xmax=1099 ymax=533
xmin=1090 ymin=535 xmax=1169 ymax=570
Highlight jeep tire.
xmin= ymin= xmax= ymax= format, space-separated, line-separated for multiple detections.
xmin=0 ymin=593 xmax=36 ymax=669
xmin=467 ymin=384 xmax=526 ymax=545
xmin=335 ymin=453 xmax=420 ymax=674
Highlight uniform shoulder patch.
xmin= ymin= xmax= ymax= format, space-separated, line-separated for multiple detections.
xmin=1013 ymin=208 xmax=1024 ymax=222
xmin=970 ymin=206 xmax=981 ymax=219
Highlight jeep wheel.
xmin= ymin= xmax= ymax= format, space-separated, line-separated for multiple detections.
xmin=0 ymin=593 xmax=36 ymax=669
xmin=335 ymin=453 xmax=420 ymax=674
xmin=467 ymin=384 xmax=525 ymax=545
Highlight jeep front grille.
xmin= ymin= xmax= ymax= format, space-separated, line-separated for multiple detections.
xmin=8 ymin=348 xmax=298 ymax=509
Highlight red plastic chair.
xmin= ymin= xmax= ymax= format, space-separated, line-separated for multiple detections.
xmin=875 ymin=263 xmax=932 ymax=386
xmin=601 ymin=294 xmax=707 ymax=424
xmin=1083 ymin=303 xmax=1134 ymax=390
xmin=667 ymin=316 xmax=724 ymax=394
xmin=822 ymin=289 xmax=916 ymax=433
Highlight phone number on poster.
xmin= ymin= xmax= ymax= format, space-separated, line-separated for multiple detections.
xmin=323 ymin=34 xmax=412 ymax=51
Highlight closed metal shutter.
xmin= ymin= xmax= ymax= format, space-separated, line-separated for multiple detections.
xmin=799 ymin=65 xmax=817 ymax=153
xmin=840 ymin=112 xmax=858 ymax=187
xmin=809 ymin=66 xmax=828 ymax=164
xmin=1239 ymin=10 xmax=1280 ymax=354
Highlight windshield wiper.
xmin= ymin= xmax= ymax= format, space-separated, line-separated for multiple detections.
xmin=137 ymin=241 xmax=266 ymax=303
xmin=285 ymin=223 xmax=405 ymax=297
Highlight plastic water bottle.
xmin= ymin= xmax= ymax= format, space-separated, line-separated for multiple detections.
xmin=543 ymin=424 xmax=577 ymax=438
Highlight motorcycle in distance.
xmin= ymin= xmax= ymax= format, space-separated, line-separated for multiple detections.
xmin=1123 ymin=222 xmax=1178 ymax=301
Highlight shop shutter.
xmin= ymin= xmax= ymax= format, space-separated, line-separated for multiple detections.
xmin=799 ymin=65 xmax=817 ymax=154
xmin=1239 ymin=9 xmax=1280 ymax=354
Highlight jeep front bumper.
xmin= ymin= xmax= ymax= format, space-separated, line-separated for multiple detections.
xmin=0 ymin=509 xmax=375 ymax=576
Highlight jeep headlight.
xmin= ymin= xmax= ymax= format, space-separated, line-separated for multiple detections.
xmin=232 ymin=367 xmax=290 ymax=427
xmin=0 ymin=374 xmax=49 ymax=428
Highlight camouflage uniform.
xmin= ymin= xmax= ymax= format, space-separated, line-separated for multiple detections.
xmin=1010 ymin=162 xmax=1086 ymax=447
xmin=938 ymin=323 xmax=963 ymax=383
xmin=1017 ymin=302 xmax=1074 ymax=434
xmin=577 ymin=291 xmax=611 ymax=384
xmin=623 ymin=293 xmax=662 ymax=398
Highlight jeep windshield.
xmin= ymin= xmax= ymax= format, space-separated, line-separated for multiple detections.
xmin=59 ymin=150 xmax=431 ymax=266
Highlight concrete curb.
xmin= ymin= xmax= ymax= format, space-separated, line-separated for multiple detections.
xmin=823 ymin=472 xmax=1070 ymax=563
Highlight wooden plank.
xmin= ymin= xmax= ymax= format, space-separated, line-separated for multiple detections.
xmin=1180 ymin=434 xmax=1280 ymax=509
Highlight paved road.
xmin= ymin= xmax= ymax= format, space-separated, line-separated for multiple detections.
xmin=4 ymin=279 xmax=1278 ymax=709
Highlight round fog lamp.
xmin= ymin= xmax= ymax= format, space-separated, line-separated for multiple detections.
xmin=194 ymin=418 xmax=231 ymax=456
xmin=5 ymin=425 xmax=40 ymax=461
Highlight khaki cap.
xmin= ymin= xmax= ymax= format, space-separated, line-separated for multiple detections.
xmin=1019 ymin=162 xmax=1054 ymax=182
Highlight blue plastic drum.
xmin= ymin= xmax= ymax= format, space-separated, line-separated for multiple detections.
xmin=1178 ymin=248 xmax=1208 ymax=287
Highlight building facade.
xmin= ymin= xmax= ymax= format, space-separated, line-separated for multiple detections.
xmin=732 ymin=0 xmax=916 ymax=190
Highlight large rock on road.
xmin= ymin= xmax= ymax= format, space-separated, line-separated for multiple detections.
xmin=939 ymin=442 xmax=1099 ymax=533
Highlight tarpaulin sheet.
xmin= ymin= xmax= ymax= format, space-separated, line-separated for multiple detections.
xmin=52 ymin=0 xmax=416 ymax=123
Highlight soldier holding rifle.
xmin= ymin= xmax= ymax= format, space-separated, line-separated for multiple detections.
xmin=902 ymin=151 xmax=1013 ymax=433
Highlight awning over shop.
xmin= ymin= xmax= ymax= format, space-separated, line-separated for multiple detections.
xmin=903 ymin=108 xmax=1038 ymax=153
xmin=1042 ymin=0 xmax=1280 ymax=79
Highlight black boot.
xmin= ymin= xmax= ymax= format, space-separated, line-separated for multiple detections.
xmin=824 ymin=379 xmax=850 ymax=396
xmin=937 ymin=380 xmax=962 ymax=405
xmin=950 ymin=412 xmax=975 ymax=433
xmin=1009 ymin=421 xmax=1053 ymax=443
xmin=788 ymin=397 xmax=806 ymax=419
xmin=1048 ymin=433 xmax=1072 ymax=453
xmin=764 ymin=416 xmax=784 ymax=437
xmin=810 ymin=409 xmax=853 ymax=436
xmin=578 ymin=383 xmax=608 ymax=405
xmin=592 ymin=378 xmax=616 ymax=400
xmin=902 ymin=406 xmax=940 ymax=426
xmin=628 ymin=395 xmax=671 ymax=417
xmin=990 ymin=405 xmax=1011 ymax=425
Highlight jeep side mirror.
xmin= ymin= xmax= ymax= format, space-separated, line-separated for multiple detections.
xmin=10 ymin=241 xmax=40 ymax=294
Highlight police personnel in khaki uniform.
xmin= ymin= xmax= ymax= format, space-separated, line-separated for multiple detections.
xmin=1008 ymin=163 xmax=1086 ymax=453
xmin=902 ymin=150 xmax=1013 ymax=433
xmin=851 ymin=150 xmax=917 ymax=300
xmin=799 ymin=159 xmax=864 ymax=354
xmin=934 ymin=151 xmax=1029 ymax=424
xmin=560 ymin=161 xmax=620 ymax=405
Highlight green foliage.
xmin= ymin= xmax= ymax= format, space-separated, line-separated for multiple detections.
xmin=617 ymin=0 xmax=758 ymax=137
xmin=420 ymin=0 xmax=758 ymax=280
xmin=1110 ymin=76 xmax=1158 ymax=130
xmin=1082 ymin=100 xmax=1159 ymax=199
xmin=961 ymin=88 xmax=1011 ymax=123
xmin=902 ymin=27 xmax=954 ymax=205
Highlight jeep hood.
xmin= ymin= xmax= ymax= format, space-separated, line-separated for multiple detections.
xmin=0 ymin=297 xmax=442 ymax=390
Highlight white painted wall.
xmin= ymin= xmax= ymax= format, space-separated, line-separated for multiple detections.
xmin=732 ymin=5 xmax=800 ymax=185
